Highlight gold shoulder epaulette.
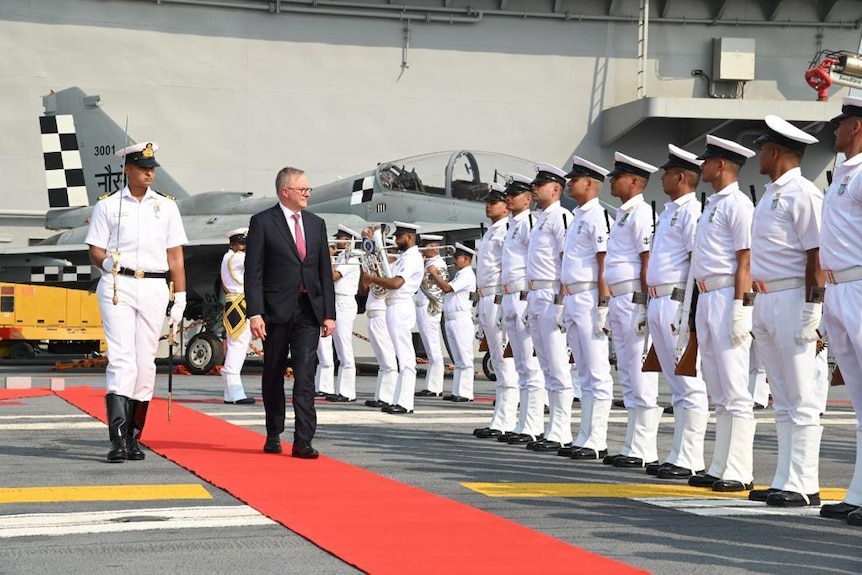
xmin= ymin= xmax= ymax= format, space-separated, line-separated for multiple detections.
xmin=97 ymin=190 xmax=118 ymax=201
xmin=154 ymin=190 xmax=176 ymax=201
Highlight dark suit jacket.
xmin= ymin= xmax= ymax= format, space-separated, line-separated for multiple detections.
xmin=244 ymin=204 xmax=335 ymax=325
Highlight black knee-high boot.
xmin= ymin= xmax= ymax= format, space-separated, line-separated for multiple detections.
xmin=125 ymin=399 xmax=149 ymax=461
xmin=106 ymin=393 xmax=129 ymax=462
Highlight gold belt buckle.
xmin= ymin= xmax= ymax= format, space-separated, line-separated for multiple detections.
xmin=134 ymin=269 xmax=144 ymax=279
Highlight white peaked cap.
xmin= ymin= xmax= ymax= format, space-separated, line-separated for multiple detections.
xmin=698 ymin=134 xmax=756 ymax=165
xmin=419 ymin=234 xmax=444 ymax=242
xmin=660 ymin=144 xmax=703 ymax=172
xmin=224 ymin=227 xmax=248 ymax=240
xmin=532 ymin=163 xmax=568 ymax=187
xmin=609 ymin=152 xmax=659 ymax=178
xmin=566 ymin=156 xmax=610 ymax=181
xmin=754 ymin=115 xmax=818 ymax=152
xmin=454 ymin=242 xmax=476 ymax=256
xmin=334 ymin=224 xmax=360 ymax=238
xmin=489 ymin=182 xmax=506 ymax=193
xmin=393 ymin=221 xmax=420 ymax=233
xmin=116 ymin=141 xmax=160 ymax=157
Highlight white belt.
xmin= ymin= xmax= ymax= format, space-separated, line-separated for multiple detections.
xmin=477 ymin=285 xmax=503 ymax=297
xmin=825 ymin=266 xmax=862 ymax=285
xmin=609 ymin=279 xmax=640 ymax=297
xmin=648 ymin=282 xmax=685 ymax=298
xmin=752 ymin=277 xmax=805 ymax=294
xmin=695 ymin=275 xmax=735 ymax=293
xmin=562 ymin=281 xmax=597 ymax=295
xmin=502 ymin=279 xmax=528 ymax=294
xmin=367 ymin=309 xmax=386 ymax=319
xmin=445 ymin=310 xmax=472 ymax=319
xmin=527 ymin=279 xmax=560 ymax=291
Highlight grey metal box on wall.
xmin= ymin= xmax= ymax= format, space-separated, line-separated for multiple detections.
xmin=712 ymin=37 xmax=756 ymax=81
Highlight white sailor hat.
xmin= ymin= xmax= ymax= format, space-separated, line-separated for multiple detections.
xmin=531 ymin=163 xmax=568 ymax=187
xmin=225 ymin=227 xmax=248 ymax=242
xmin=454 ymin=241 xmax=476 ymax=257
xmin=117 ymin=142 xmax=160 ymax=168
xmin=608 ymin=152 xmax=659 ymax=179
xmin=334 ymin=224 xmax=360 ymax=239
xmin=504 ymin=173 xmax=533 ymax=195
xmin=419 ymin=233 xmax=444 ymax=244
xmin=660 ymin=144 xmax=704 ymax=172
xmin=385 ymin=238 xmax=397 ymax=248
xmin=482 ymin=182 xmax=508 ymax=202
xmin=565 ymin=156 xmax=610 ymax=182
xmin=754 ymin=115 xmax=819 ymax=153
xmin=393 ymin=221 xmax=420 ymax=236
xmin=831 ymin=95 xmax=862 ymax=123
xmin=697 ymin=134 xmax=756 ymax=166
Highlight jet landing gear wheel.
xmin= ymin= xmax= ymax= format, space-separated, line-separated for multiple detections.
xmin=482 ymin=351 xmax=497 ymax=382
xmin=8 ymin=342 xmax=36 ymax=360
xmin=185 ymin=332 xmax=224 ymax=375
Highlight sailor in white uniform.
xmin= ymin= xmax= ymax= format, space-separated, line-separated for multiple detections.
xmin=525 ymin=164 xmax=575 ymax=453
xmin=687 ymin=134 xmax=757 ymax=493
xmin=557 ymin=157 xmax=615 ymax=461
xmin=361 ymin=240 xmax=399 ymax=409
xmin=220 ymin=227 xmax=256 ymax=405
xmin=747 ymin=115 xmax=827 ymax=507
xmin=601 ymin=152 xmax=661 ymax=469
xmin=473 ymin=184 xmax=518 ymax=438
xmin=646 ymin=145 xmax=708 ymax=479
xmin=414 ymin=234 xmax=447 ymax=397
xmin=428 ymin=242 xmax=477 ymax=401
xmin=500 ymin=173 xmax=546 ymax=444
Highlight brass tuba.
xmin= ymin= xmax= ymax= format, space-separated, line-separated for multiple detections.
xmin=420 ymin=257 xmax=448 ymax=315
xmin=361 ymin=224 xmax=394 ymax=299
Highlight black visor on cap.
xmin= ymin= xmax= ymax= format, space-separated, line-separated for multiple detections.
xmin=505 ymin=182 xmax=532 ymax=195
xmin=482 ymin=190 xmax=507 ymax=202
xmin=753 ymin=130 xmax=809 ymax=154
xmin=660 ymin=156 xmax=701 ymax=173
xmin=532 ymin=171 xmax=566 ymax=187
xmin=565 ymin=166 xmax=605 ymax=182
xmin=609 ymin=162 xmax=651 ymax=179
xmin=696 ymin=144 xmax=749 ymax=166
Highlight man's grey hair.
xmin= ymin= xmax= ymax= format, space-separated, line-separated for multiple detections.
xmin=275 ymin=167 xmax=306 ymax=194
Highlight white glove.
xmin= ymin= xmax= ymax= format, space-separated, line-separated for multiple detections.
xmin=634 ymin=304 xmax=647 ymax=336
xmin=796 ymin=302 xmax=822 ymax=345
xmin=671 ymin=303 xmax=684 ymax=335
xmin=555 ymin=305 xmax=566 ymax=333
xmin=475 ymin=324 xmax=485 ymax=341
xmin=169 ymin=291 xmax=187 ymax=330
xmin=494 ymin=305 xmax=503 ymax=330
xmin=102 ymin=256 xmax=116 ymax=273
xmin=730 ymin=300 xmax=752 ymax=348
xmin=593 ymin=306 xmax=609 ymax=337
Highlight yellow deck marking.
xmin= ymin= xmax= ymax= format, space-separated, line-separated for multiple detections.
xmin=0 ymin=484 xmax=212 ymax=504
xmin=462 ymin=482 xmax=847 ymax=501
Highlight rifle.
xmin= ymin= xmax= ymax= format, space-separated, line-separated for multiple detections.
xmin=832 ymin=365 xmax=845 ymax=387
xmin=642 ymin=343 xmax=661 ymax=372
xmin=478 ymin=336 xmax=489 ymax=352
xmin=674 ymin=267 xmax=699 ymax=377
xmin=502 ymin=341 xmax=513 ymax=358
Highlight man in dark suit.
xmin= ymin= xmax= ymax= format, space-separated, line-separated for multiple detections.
xmin=245 ymin=166 xmax=336 ymax=459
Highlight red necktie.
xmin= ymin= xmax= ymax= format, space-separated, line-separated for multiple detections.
xmin=292 ymin=213 xmax=306 ymax=261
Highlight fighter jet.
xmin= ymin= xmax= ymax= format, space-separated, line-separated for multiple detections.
xmin=0 ymin=87 xmax=538 ymax=371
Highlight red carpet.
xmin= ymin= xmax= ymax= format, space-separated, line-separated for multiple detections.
xmin=0 ymin=388 xmax=53 ymax=401
xmin=58 ymin=387 xmax=645 ymax=575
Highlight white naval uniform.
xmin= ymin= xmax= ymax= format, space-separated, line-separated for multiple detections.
xmin=444 ymin=266 xmax=477 ymax=399
xmin=315 ymin=249 xmax=361 ymax=399
xmin=821 ymin=152 xmax=862 ymax=506
xmin=751 ymin=166 xmax=827 ymax=498
xmin=220 ymin=248 xmax=251 ymax=402
xmin=605 ymin=194 xmax=659 ymax=463
xmin=501 ymin=210 xmax=545 ymax=439
xmin=416 ymin=254 xmax=447 ymax=394
xmin=477 ymin=218 xmax=518 ymax=432
xmin=526 ymin=200 xmax=574 ymax=446
xmin=647 ymin=193 xmax=708 ymax=472
xmin=692 ymin=182 xmax=755 ymax=486
xmin=561 ymin=197 xmax=614 ymax=452
xmin=386 ymin=245 xmax=425 ymax=411
xmin=366 ymin=292 xmax=398 ymax=405
xmin=85 ymin=186 xmax=188 ymax=401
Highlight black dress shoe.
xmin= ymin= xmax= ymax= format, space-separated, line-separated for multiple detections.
xmin=712 ymin=479 xmax=754 ymax=492
xmin=314 ymin=391 xmax=329 ymax=398
xmin=656 ymin=464 xmax=697 ymax=480
xmin=263 ymin=434 xmax=282 ymax=454
xmin=475 ymin=428 xmax=504 ymax=439
xmin=571 ymin=447 xmax=608 ymax=460
xmin=688 ymin=473 xmax=720 ymax=488
xmin=662 ymin=405 xmax=674 ymax=414
xmin=224 ymin=397 xmax=256 ymax=405
xmin=556 ymin=445 xmax=579 ymax=457
xmin=365 ymin=399 xmax=386 ymax=408
xmin=385 ymin=404 xmax=413 ymax=414
xmin=496 ymin=431 xmax=518 ymax=442
xmin=291 ymin=445 xmax=319 ymax=459
xmin=645 ymin=462 xmax=664 ymax=476
xmin=528 ymin=440 xmax=564 ymax=452
xmin=766 ymin=490 xmax=821 ymax=507
xmin=612 ymin=399 xmax=626 ymax=409
xmin=507 ymin=433 xmax=536 ymax=444
xmin=442 ymin=394 xmax=456 ymax=401
xmin=327 ymin=394 xmax=355 ymax=402
xmin=749 ymin=488 xmax=779 ymax=502
xmin=847 ymin=507 xmax=862 ymax=526
xmin=820 ymin=501 xmax=861 ymax=519
xmin=415 ymin=389 xmax=442 ymax=397
xmin=602 ymin=453 xmax=623 ymax=465
xmin=450 ymin=396 xmax=473 ymax=403
xmin=473 ymin=427 xmax=490 ymax=437
xmin=614 ymin=456 xmax=658 ymax=469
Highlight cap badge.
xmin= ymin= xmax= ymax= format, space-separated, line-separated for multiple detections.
xmin=142 ymin=143 xmax=155 ymax=159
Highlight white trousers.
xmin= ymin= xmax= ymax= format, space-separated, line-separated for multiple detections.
xmin=647 ymin=294 xmax=708 ymax=412
xmin=416 ymin=302 xmax=445 ymax=394
xmin=387 ymin=300 xmax=418 ymax=410
xmin=315 ymin=296 xmax=358 ymax=398
xmin=97 ymin=275 xmax=169 ymax=401
xmin=501 ymin=292 xmax=544 ymax=392
xmin=563 ymin=289 xmax=613 ymax=402
xmin=609 ymin=294 xmax=658 ymax=408
xmin=367 ymin=309 xmax=398 ymax=404
xmin=696 ymin=287 xmax=753 ymax=418
xmin=445 ymin=313 xmax=475 ymax=399
xmin=478 ymin=295 xmax=518 ymax=431
xmin=749 ymin=340 xmax=771 ymax=407
xmin=527 ymin=289 xmax=571 ymax=393
xmin=222 ymin=320 xmax=251 ymax=402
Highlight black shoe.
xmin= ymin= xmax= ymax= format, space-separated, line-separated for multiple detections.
xmin=645 ymin=462 xmax=664 ymax=476
xmin=766 ymin=490 xmax=821 ymax=507
xmin=571 ymin=447 xmax=608 ymax=460
xmin=688 ymin=473 xmax=720 ymax=488
xmin=125 ymin=398 xmax=148 ymax=461
xmin=602 ymin=453 xmax=623 ymax=465
xmin=820 ymin=502 xmax=861 ymax=519
xmin=572 ymin=397 xmax=580 ymax=404
xmin=496 ymin=431 xmax=518 ymax=443
xmin=415 ymin=389 xmax=442 ymax=397
xmin=612 ymin=399 xmax=626 ymax=409
xmin=526 ymin=437 xmax=551 ymax=450
xmin=263 ymin=434 xmax=282 ymax=453
xmin=528 ymin=440 xmax=564 ymax=452
xmin=442 ymin=394 xmax=456 ymax=401
xmin=327 ymin=394 xmax=355 ymax=403
xmin=712 ymin=479 xmax=754 ymax=492
xmin=364 ymin=399 xmax=386 ymax=408
xmin=749 ymin=488 xmax=779 ymax=502
xmin=754 ymin=403 xmax=768 ymax=410
xmin=450 ymin=396 xmax=473 ymax=403
xmin=847 ymin=507 xmax=862 ymax=526
xmin=107 ymin=439 xmax=127 ymax=463
xmin=614 ymin=456 xmax=657 ymax=469
xmin=662 ymin=405 xmax=674 ymax=414
xmin=291 ymin=445 xmax=319 ymax=459
xmin=473 ymin=427 xmax=490 ymax=437
xmin=385 ymin=405 xmax=413 ymax=414
xmin=106 ymin=393 xmax=129 ymax=463
xmin=474 ymin=428 xmax=504 ymax=439
xmin=507 ymin=433 xmax=537 ymax=445
xmin=314 ymin=391 xmax=329 ymax=398
xmin=556 ymin=445 xmax=579 ymax=457
xmin=224 ymin=397 xmax=256 ymax=405
xmin=656 ymin=463 xmax=696 ymax=480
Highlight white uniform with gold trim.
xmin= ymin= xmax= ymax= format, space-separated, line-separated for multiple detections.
xmin=220 ymin=248 xmax=252 ymax=402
